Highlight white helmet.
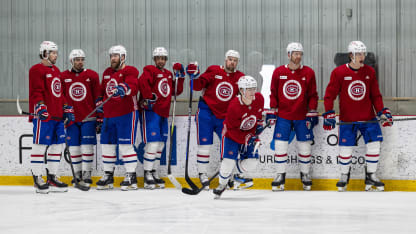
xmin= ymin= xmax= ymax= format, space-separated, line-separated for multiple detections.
xmin=152 ymin=47 xmax=168 ymax=58
xmin=225 ymin=50 xmax=240 ymax=60
xmin=109 ymin=45 xmax=127 ymax=61
xmin=69 ymin=49 xmax=85 ymax=64
xmin=238 ymin=76 xmax=257 ymax=90
xmin=348 ymin=41 xmax=367 ymax=54
xmin=39 ymin=41 xmax=58 ymax=59
xmin=286 ymin=42 xmax=303 ymax=55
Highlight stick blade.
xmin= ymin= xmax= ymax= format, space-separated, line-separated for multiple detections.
xmin=16 ymin=95 xmax=23 ymax=115
xmin=181 ymin=187 xmax=200 ymax=195
xmin=168 ymin=174 xmax=182 ymax=189
xmin=74 ymin=181 xmax=91 ymax=191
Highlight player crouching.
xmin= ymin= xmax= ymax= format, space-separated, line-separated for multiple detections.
xmin=213 ymin=76 xmax=264 ymax=199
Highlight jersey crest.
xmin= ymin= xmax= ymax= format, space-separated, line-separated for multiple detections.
xmin=283 ymin=80 xmax=301 ymax=100
xmin=348 ymin=80 xmax=366 ymax=101
xmin=239 ymin=115 xmax=257 ymax=131
xmin=69 ymin=82 xmax=87 ymax=101
xmin=106 ymin=78 xmax=118 ymax=97
xmin=158 ymin=78 xmax=170 ymax=98
xmin=51 ymin=77 xmax=62 ymax=98
xmin=216 ymin=81 xmax=233 ymax=102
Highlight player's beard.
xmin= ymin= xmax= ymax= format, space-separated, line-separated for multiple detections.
xmin=111 ymin=60 xmax=121 ymax=69
xmin=225 ymin=64 xmax=236 ymax=72
xmin=290 ymin=57 xmax=301 ymax=66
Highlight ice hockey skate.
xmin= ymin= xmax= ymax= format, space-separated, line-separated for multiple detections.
xmin=71 ymin=171 xmax=82 ymax=185
xmin=151 ymin=170 xmax=165 ymax=189
xmin=144 ymin=170 xmax=156 ymax=190
xmin=120 ymin=172 xmax=138 ymax=191
xmin=271 ymin=173 xmax=285 ymax=191
xmin=213 ymin=183 xmax=227 ymax=199
xmin=46 ymin=169 xmax=68 ymax=192
xmin=365 ymin=172 xmax=385 ymax=191
xmin=232 ymin=174 xmax=253 ymax=190
xmin=199 ymin=173 xmax=210 ymax=190
xmin=96 ymin=171 xmax=114 ymax=190
xmin=336 ymin=172 xmax=351 ymax=192
xmin=300 ymin=172 xmax=312 ymax=191
xmin=82 ymin=171 xmax=93 ymax=185
xmin=33 ymin=174 xmax=49 ymax=194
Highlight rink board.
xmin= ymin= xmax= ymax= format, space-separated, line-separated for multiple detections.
xmin=1 ymin=116 xmax=416 ymax=191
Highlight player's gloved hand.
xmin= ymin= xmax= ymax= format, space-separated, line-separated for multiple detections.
xmin=34 ymin=103 xmax=50 ymax=121
xmin=112 ymin=83 xmax=130 ymax=98
xmin=173 ymin=63 xmax=185 ymax=78
xmin=141 ymin=93 xmax=157 ymax=110
xmin=95 ymin=97 xmax=104 ymax=114
xmin=377 ymin=107 xmax=393 ymax=127
xmin=63 ymin=104 xmax=75 ymax=124
xmin=186 ymin=63 xmax=200 ymax=79
xmin=306 ymin=110 xmax=319 ymax=129
xmin=96 ymin=119 xmax=103 ymax=134
xmin=322 ymin=110 xmax=336 ymax=131
xmin=245 ymin=135 xmax=261 ymax=154
xmin=264 ymin=109 xmax=278 ymax=126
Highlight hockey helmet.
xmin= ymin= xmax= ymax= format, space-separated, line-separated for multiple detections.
xmin=225 ymin=49 xmax=240 ymax=60
xmin=238 ymin=76 xmax=257 ymax=90
xmin=152 ymin=47 xmax=168 ymax=58
xmin=39 ymin=41 xmax=58 ymax=59
xmin=286 ymin=42 xmax=303 ymax=55
xmin=109 ymin=45 xmax=127 ymax=61
xmin=69 ymin=49 xmax=85 ymax=64
xmin=348 ymin=41 xmax=367 ymax=54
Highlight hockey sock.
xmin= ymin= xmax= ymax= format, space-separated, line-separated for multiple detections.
xmin=274 ymin=140 xmax=288 ymax=173
xmin=298 ymin=141 xmax=312 ymax=173
xmin=152 ymin=142 xmax=164 ymax=171
xmin=81 ymin=144 xmax=94 ymax=172
xmin=196 ymin=145 xmax=210 ymax=174
xmin=219 ymin=158 xmax=236 ymax=185
xmin=365 ymin=141 xmax=381 ymax=173
xmin=119 ymin=144 xmax=138 ymax=173
xmin=339 ymin=146 xmax=353 ymax=174
xmin=30 ymin=144 xmax=48 ymax=175
xmin=46 ymin=144 xmax=64 ymax=175
xmin=69 ymin=146 xmax=82 ymax=173
xmin=143 ymin=142 xmax=158 ymax=171
xmin=101 ymin=144 xmax=117 ymax=172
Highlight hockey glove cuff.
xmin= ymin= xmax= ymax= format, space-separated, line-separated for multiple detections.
xmin=63 ymin=104 xmax=75 ymax=124
xmin=264 ymin=109 xmax=278 ymax=126
xmin=306 ymin=110 xmax=319 ymax=129
xmin=377 ymin=107 xmax=393 ymax=127
xmin=322 ymin=110 xmax=336 ymax=131
xmin=113 ymin=83 xmax=130 ymax=98
xmin=35 ymin=103 xmax=50 ymax=121
xmin=173 ymin=63 xmax=185 ymax=78
xmin=186 ymin=63 xmax=200 ymax=79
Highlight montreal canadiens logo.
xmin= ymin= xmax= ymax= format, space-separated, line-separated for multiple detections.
xmin=51 ymin=77 xmax=62 ymax=97
xmin=69 ymin=82 xmax=87 ymax=101
xmin=283 ymin=80 xmax=301 ymax=100
xmin=216 ymin=82 xmax=233 ymax=102
xmin=239 ymin=115 xmax=257 ymax=131
xmin=158 ymin=78 xmax=170 ymax=98
xmin=348 ymin=80 xmax=366 ymax=101
xmin=106 ymin=78 xmax=118 ymax=97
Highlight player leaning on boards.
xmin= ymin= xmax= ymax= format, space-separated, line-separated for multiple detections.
xmin=29 ymin=41 xmax=75 ymax=194
xmin=61 ymin=49 xmax=101 ymax=187
xmin=267 ymin=42 xmax=319 ymax=191
xmin=323 ymin=41 xmax=393 ymax=192
xmin=138 ymin=47 xmax=185 ymax=189
xmin=192 ymin=50 xmax=246 ymax=190
xmin=96 ymin=45 xmax=140 ymax=191
xmin=213 ymin=76 xmax=265 ymax=199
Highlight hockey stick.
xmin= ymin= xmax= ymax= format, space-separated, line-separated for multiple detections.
xmin=167 ymin=71 xmax=181 ymax=189
xmin=336 ymin=117 xmax=416 ymax=125
xmin=16 ymin=96 xmax=61 ymax=120
xmin=63 ymin=120 xmax=90 ymax=191
xmin=182 ymin=62 xmax=200 ymax=192
xmin=82 ymin=93 xmax=114 ymax=122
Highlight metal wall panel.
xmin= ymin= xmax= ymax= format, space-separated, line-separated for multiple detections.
xmin=1 ymin=0 xmax=416 ymax=100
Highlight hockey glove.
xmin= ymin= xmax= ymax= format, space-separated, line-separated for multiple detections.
xmin=264 ymin=109 xmax=278 ymax=126
xmin=186 ymin=63 xmax=200 ymax=79
xmin=377 ymin=107 xmax=393 ymax=127
xmin=246 ymin=135 xmax=261 ymax=155
xmin=141 ymin=93 xmax=157 ymax=110
xmin=322 ymin=110 xmax=336 ymax=131
xmin=63 ymin=104 xmax=75 ymax=124
xmin=112 ymin=83 xmax=130 ymax=98
xmin=173 ymin=63 xmax=185 ymax=78
xmin=34 ymin=103 xmax=50 ymax=121
xmin=306 ymin=110 xmax=319 ymax=129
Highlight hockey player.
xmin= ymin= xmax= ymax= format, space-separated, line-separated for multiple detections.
xmin=138 ymin=47 xmax=185 ymax=189
xmin=323 ymin=41 xmax=393 ymax=192
xmin=267 ymin=42 xmax=319 ymax=191
xmin=61 ymin=49 xmax=101 ymax=186
xmin=96 ymin=45 xmax=140 ymax=191
xmin=213 ymin=76 xmax=264 ymax=199
xmin=192 ymin=50 xmax=245 ymax=189
xmin=29 ymin=41 xmax=75 ymax=193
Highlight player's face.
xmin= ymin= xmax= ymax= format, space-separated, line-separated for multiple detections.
xmin=225 ymin=56 xmax=239 ymax=72
xmin=48 ymin=51 xmax=58 ymax=64
xmin=154 ymin=56 xmax=167 ymax=69
xmin=110 ymin=54 xmax=121 ymax=69
xmin=289 ymin=51 xmax=303 ymax=65
xmin=242 ymin=87 xmax=256 ymax=104
xmin=73 ymin=57 xmax=85 ymax=71
xmin=352 ymin=52 xmax=366 ymax=67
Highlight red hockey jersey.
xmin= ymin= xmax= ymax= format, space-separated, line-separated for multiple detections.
xmin=324 ymin=64 xmax=384 ymax=122
xmin=223 ymin=93 xmax=264 ymax=145
xmin=193 ymin=65 xmax=244 ymax=119
xmin=138 ymin=65 xmax=184 ymax=118
xmin=101 ymin=65 xmax=139 ymax=118
xmin=61 ymin=69 xmax=101 ymax=122
xmin=29 ymin=63 xmax=65 ymax=122
xmin=270 ymin=65 xmax=318 ymax=120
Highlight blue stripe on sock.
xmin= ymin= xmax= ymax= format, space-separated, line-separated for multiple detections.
xmin=299 ymin=160 xmax=311 ymax=164
xmin=103 ymin=161 xmax=116 ymax=164
xmin=31 ymin=161 xmax=44 ymax=164
xmin=47 ymin=159 xmax=60 ymax=162
xmin=339 ymin=161 xmax=351 ymax=165
xmin=366 ymin=160 xmax=378 ymax=163
xmin=219 ymin=173 xmax=231 ymax=180
xmin=274 ymin=160 xmax=287 ymax=164
xmin=197 ymin=160 xmax=209 ymax=164
xmin=71 ymin=161 xmax=82 ymax=164
xmin=82 ymin=160 xmax=93 ymax=163
xmin=143 ymin=158 xmax=156 ymax=162
xmin=123 ymin=160 xmax=137 ymax=163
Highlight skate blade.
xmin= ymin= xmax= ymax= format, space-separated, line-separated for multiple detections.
xmin=96 ymin=184 xmax=114 ymax=190
xmin=234 ymin=182 xmax=254 ymax=190
xmin=337 ymin=186 xmax=347 ymax=192
xmin=272 ymin=185 xmax=285 ymax=191
xmin=214 ymin=195 xmax=221 ymax=200
xmin=144 ymin=184 xmax=156 ymax=190
xmin=121 ymin=184 xmax=138 ymax=191
xmin=303 ymin=185 xmax=311 ymax=191
xmin=35 ymin=188 xmax=49 ymax=194
xmin=365 ymin=185 xmax=384 ymax=192
xmin=49 ymin=186 xmax=68 ymax=193
xmin=156 ymin=184 xmax=166 ymax=189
